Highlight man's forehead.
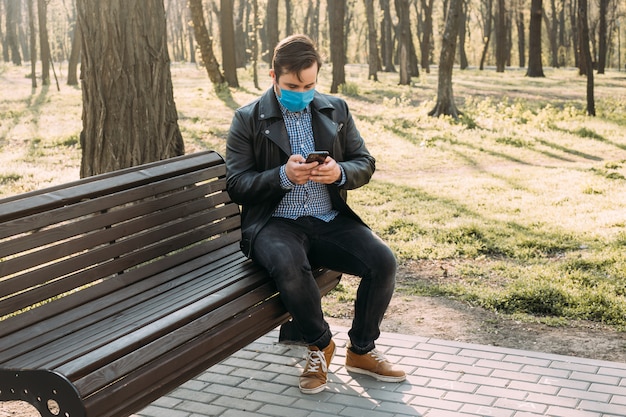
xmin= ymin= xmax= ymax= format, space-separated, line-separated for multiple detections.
xmin=278 ymin=64 xmax=318 ymax=83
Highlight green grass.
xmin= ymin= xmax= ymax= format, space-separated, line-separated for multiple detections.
xmin=1 ymin=62 xmax=625 ymax=330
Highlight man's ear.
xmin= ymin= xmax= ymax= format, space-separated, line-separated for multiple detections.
xmin=269 ymin=69 xmax=276 ymax=82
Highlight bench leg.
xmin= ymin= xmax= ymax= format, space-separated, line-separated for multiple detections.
xmin=0 ymin=370 xmax=86 ymax=417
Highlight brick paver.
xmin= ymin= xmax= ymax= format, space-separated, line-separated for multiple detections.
xmin=133 ymin=326 xmax=626 ymax=417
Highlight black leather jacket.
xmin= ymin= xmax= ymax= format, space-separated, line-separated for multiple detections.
xmin=226 ymin=87 xmax=376 ymax=257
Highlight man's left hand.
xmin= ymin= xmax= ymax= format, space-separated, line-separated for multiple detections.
xmin=310 ymin=158 xmax=342 ymax=184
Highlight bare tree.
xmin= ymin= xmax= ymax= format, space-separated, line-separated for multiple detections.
xmin=304 ymin=0 xmax=321 ymax=42
xmin=578 ymin=0 xmax=595 ymax=115
xmin=221 ymin=0 xmax=239 ymax=87
xmin=284 ymin=0 xmax=292 ymax=36
xmin=515 ymin=0 xmax=525 ymax=67
xmin=67 ymin=18 xmax=81 ymax=85
xmin=6 ymin=0 xmax=22 ymax=65
xmin=27 ymin=0 xmax=36 ymax=88
xmin=77 ymin=0 xmax=184 ymax=177
xmin=189 ymin=0 xmax=226 ymax=87
xmin=419 ymin=0 xmax=434 ymax=72
xmin=251 ymin=0 xmax=260 ymax=89
xmin=526 ymin=0 xmax=545 ymax=77
xmin=266 ymin=0 xmax=279 ymax=60
xmin=396 ymin=0 xmax=412 ymax=84
xmin=328 ymin=0 xmax=346 ymax=93
xmin=458 ymin=0 xmax=469 ymax=70
xmin=380 ymin=0 xmax=395 ymax=72
xmin=37 ymin=0 xmax=51 ymax=84
xmin=545 ymin=0 xmax=559 ymax=67
xmin=495 ymin=0 xmax=506 ymax=72
xmin=364 ymin=0 xmax=379 ymax=81
xmin=234 ymin=0 xmax=247 ymax=67
xmin=597 ymin=0 xmax=609 ymax=74
xmin=429 ymin=0 xmax=463 ymax=118
xmin=478 ymin=0 xmax=493 ymax=70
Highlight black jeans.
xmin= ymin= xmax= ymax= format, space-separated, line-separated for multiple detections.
xmin=251 ymin=215 xmax=397 ymax=354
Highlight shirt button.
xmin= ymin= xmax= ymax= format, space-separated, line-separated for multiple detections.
xmin=264 ymin=129 xmax=270 ymax=134
xmin=260 ymin=113 xmax=265 ymax=118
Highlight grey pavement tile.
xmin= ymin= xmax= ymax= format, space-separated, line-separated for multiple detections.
xmin=134 ymin=326 xmax=625 ymax=417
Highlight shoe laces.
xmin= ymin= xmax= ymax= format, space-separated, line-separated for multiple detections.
xmin=304 ymin=349 xmax=328 ymax=374
xmin=368 ymin=349 xmax=388 ymax=363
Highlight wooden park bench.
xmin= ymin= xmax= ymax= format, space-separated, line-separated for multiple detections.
xmin=0 ymin=150 xmax=341 ymax=417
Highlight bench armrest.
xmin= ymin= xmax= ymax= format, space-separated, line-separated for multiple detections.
xmin=0 ymin=369 xmax=85 ymax=417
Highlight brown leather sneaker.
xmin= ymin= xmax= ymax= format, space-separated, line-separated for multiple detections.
xmin=345 ymin=347 xmax=406 ymax=382
xmin=299 ymin=339 xmax=336 ymax=394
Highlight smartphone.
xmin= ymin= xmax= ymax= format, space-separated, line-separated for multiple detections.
xmin=305 ymin=151 xmax=329 ymax=164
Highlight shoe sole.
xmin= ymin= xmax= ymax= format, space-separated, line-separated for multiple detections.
xmin=345 ymin=365 xmax=407 ymax=383
xmin=299 ymin=345 xmax=337 ymax=394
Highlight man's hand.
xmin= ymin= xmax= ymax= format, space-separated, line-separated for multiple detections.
xmin=285 ymin=154 xmax=341 ymax=185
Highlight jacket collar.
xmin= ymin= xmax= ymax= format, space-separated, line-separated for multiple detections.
xmin=257 ymin=87 xmax=339 ymax=156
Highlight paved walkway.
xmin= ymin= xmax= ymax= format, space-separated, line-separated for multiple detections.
xmin=134 ymin=326 xmax=626 ymax=417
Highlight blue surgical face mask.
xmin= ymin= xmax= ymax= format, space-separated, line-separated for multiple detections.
xmin=277 ymin=88 xmax=315 ymax=112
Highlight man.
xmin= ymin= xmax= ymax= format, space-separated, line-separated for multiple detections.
xmin=226 ymin=34 xmax=405 ymax=394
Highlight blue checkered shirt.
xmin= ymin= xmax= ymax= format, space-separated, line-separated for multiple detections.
xmin=274 ymin=98 xmax=342 ymax=222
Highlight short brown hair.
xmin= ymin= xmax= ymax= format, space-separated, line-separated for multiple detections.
xmin=272 ymin=34 xmax=322 ymax=82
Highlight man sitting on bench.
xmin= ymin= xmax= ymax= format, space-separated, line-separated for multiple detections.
xmin=225 ymin=34 xmax=406 ymax=394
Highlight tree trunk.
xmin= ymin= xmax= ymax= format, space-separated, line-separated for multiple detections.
xmin=479 ymin=0 xmax=493 ymax=70
xmin=419 ymin=0 xmax=434 ymax=72
xmin=251 ymin=0 xmax=260 ymax=89
xmin=304 ymin=0 xmax=321 ymax=42
xmin=186 ymin=4 xmax=196 ymax=64
xmin=429 ymin=0 xmax=463 ymax=118
xmin=458 ymin=0 xmax=468 ymax=70
xmin=526 ymin=0 xmax=544 ymax=77
xmin=6 ymin=0 xmax=22 ymax=65
xmin=569 ymin=0 xmax=579 ymax=69
xmin=364 ymin=0 xmax=378 ymax=81
xmin=495 ymin=0 xmax=506 ymax=72
xmin=578 ymin=0 xmax=595 ymax=116
xmin=189 ymin=0 xmax=226 ymax=87
xmin=67 ymin=21 xmax=81 ymax=86
xmin=380 ymin=0 xmax=395 ymax=72
xmin=27 ymin=0 xmax=36 ymax=88
xmin=284 ymin=0 xmax=292 ymax=36
xmin=395 ymin=0 xmax=411 ymax=84
xmin=266 ymin=0 xmax=279 ymax=62
xmin=546 ymin=0 xmax=558 ymax=67
xmin=328 ymin=0 xmax=346 ymax=93
xmin=597 ymin=0 xmax=608 ymax=74
xmin=516 ymin=8 xmax=525 ymax=67
xmin=220 ymin=0 xmax=239 ymax=87
xmin=37 ymin=0 xmax=50 ymax=85
xmin=234 ymin=0 xmax=247 ymax=67
xmin=77 ymin=0 xmax=185 ymax=177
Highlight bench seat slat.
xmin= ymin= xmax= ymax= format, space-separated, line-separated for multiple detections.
xmin=0 ymin=252 xmax=254 ymax=368
xmin=0 ymin=207 xmax=241 ymax=316
xmin=0 ymin=235 xmax=242 ymax=340
xmin=81 ymin=269 xmax=341 ymax=416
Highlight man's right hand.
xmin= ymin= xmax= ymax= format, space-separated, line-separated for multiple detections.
xmin=285 ymin=154 xmax=320 ymax=185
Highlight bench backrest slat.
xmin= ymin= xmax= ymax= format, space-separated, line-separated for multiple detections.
xmin=0 ymin=169 xmax=227 ymax=259
xmin=0 ymin=151 xmax=241 ymax=325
